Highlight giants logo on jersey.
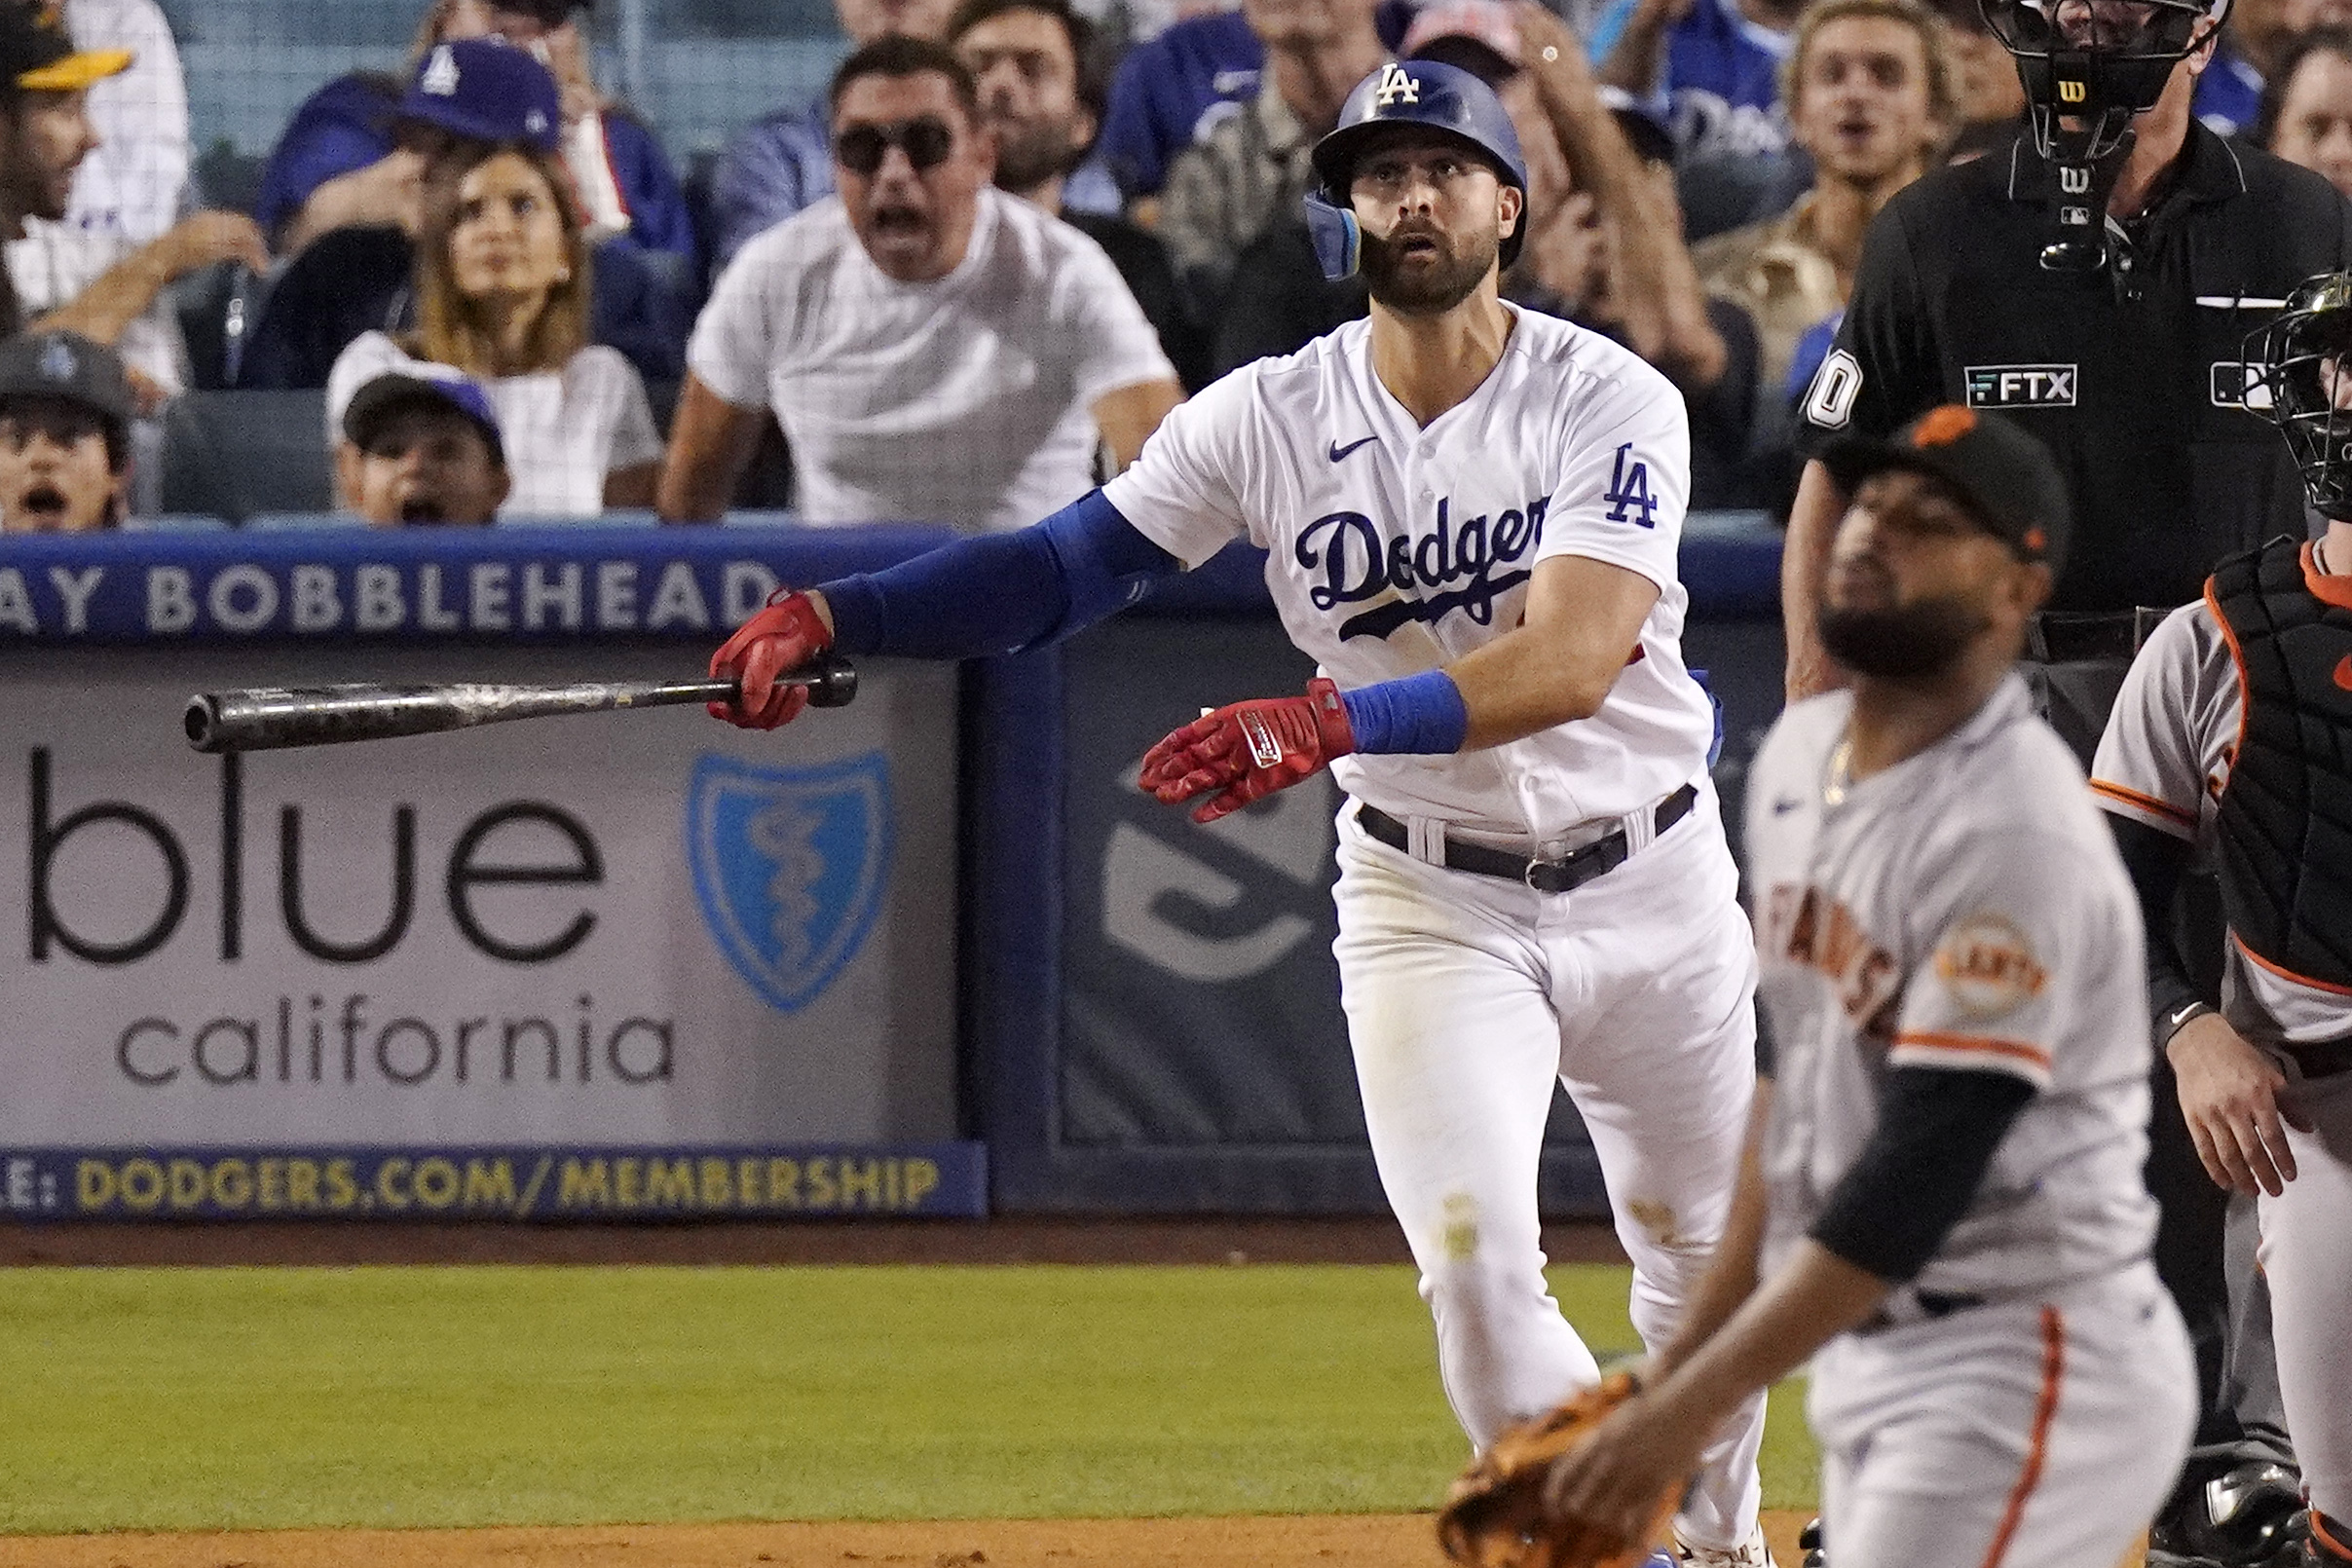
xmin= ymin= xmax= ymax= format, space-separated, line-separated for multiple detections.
xmin=1295 ymin=494 xmax=1550 ymax=641
xmin=1757 ymin=882 xmax=1903 ymax=1035
xmin=1932 ymin=913 xmax=2047 ymax=1019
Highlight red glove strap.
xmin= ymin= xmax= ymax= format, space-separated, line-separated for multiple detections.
xmin=1305 ymin=677 xmax=1355 ymax=757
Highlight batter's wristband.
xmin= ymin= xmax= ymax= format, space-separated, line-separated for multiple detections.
xmin=1339 ymin=669 xmax=1469 ymax=755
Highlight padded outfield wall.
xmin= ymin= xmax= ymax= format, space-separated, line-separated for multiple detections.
xmin=0 ymin=519 xmax=1780 ymax=1220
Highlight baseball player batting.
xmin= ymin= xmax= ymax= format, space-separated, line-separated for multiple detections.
xmin=708 ymin=57 xmax=1772 ymax=1568
xmin=1534 ymin=407 xmax=2196 ymax=1568
xmin=2093 ymin=270 xmax=2352 ymax=1568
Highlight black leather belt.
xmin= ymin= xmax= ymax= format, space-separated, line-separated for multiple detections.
xmin=1854 ymin=1288 xmax=1986 ymax=1335
xmin=1355 ymin=784 xmax=1698 ymax=895
xmin=2286 ymin=1037 xmax=2352 ymax=1080
xmin=2025 ymin=607 xmax=2178 ymax=664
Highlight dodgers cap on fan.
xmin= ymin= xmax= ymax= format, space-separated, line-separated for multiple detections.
xmin=343 ymin=366 xmax=506 ymax=467
xmin=1821 ymin=404 xmax=2073 ymax=575
xmin=0 ymin=330 xmax=136 ymax=431
xmin=398 ymin=37 xmax=562 ymax=152
xmin=0 ymin=3 xmax=130 ymax=94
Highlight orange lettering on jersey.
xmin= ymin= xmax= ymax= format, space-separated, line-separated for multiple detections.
xmin=1816 ymin=900 xmax=1872 ymax=985
xmin=1849 ymin=951 xmax=1903 ymax=1036
xmin=1758 ymin=882 xmax=1903 ymax=1028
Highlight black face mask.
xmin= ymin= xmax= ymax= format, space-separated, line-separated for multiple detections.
xmin=1816 ymin=595 xmax=1989 ymax=679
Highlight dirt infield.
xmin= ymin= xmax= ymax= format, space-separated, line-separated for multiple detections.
xmin=6 ymin=1511 xmax=1823 ymax=1567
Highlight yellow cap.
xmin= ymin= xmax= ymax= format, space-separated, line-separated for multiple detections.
xmin=17 ymin=47 xmax=131 ymax=92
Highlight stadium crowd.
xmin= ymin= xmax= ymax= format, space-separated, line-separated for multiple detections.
xmin=0 ymin=0 xmax=2341 ymax=532
xmin=6 ymin=5 xmax=2350 ymax=1565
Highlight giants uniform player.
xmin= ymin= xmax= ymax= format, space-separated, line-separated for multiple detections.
xmin=2093 ymin=271 xmax=2352 ymax=1568
xmin=706 ymin=57 xmax=1772 ymax=1568
xmin=1542 ymin=408 xmax=2195 ymax=1568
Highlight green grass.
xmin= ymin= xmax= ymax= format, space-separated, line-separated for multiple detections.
xmin=0 ymin=1263 xmax=1817 ymax=1535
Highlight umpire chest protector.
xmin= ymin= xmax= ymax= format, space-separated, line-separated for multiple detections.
xmin=2206 ymin=536 xmax=2352 ymax=989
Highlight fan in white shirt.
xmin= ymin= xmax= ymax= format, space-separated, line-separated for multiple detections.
xmin=324 ymin=137 xmax=660 ymax=518
xmin=56 ymin=0 xmax=186 ymax=243
xmin=4 ymin=0 xmax=263 ymax=399
xmin=659 ymin=36 xmax=1183 ymax=530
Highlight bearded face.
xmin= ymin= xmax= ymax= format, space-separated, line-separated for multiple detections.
xmin=1346 ymin=131 xmax=1517 ymax=317
xmin=1359 ymin=215 xmax=1504 ymax=316
xmin=955 ymin=6 xmax=1097 ymax=201
xmin=1817 ymin=467 xmax=2031 ymax=681
xmin=1815 ymin=594 xmax=1993 ymax=678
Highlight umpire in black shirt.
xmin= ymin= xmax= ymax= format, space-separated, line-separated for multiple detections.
xmin=1782 ymin=2 xmax=2351 ymax=1563
xmin=1784 ymin=1 xmax=2352 ymax=743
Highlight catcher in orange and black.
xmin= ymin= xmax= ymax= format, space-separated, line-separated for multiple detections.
xmin=1442 ymin=409 xmax=2199 ymax=1568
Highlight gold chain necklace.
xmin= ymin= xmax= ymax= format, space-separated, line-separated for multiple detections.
xmin=1823 ymin=737 xmax=1855 ymax=808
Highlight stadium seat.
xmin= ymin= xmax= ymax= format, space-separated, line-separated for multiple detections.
xmin=159 ymin=390 xmax=335 ymax=522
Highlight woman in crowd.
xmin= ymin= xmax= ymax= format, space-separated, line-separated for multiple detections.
xmin=247 ymin=0 xmax=693 ymax=388
xmin=327 ymin=137 xmax=662 ymax=517
xmin=2259 ymin=27 xmax=2352 ymax=199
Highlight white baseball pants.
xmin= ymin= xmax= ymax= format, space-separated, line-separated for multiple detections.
xmin=1331 ymin=784 xmax=1765 ymax=1552
xmin=2259 ymin=1061 xmax=2352 ymax=1530
xmin=1810 ymin=1262 xmax=2195 ymax=1568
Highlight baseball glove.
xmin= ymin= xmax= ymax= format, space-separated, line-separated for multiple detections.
xmin=1436 ymin=1371 xmax=1678 ymax=1568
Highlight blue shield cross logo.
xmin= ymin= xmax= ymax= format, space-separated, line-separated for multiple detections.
xmin=687 ymin=752 xmax=894 ymax=1013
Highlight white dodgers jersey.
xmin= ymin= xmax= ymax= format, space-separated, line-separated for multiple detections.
xmin=1101 ymin=309 xmax=1716 ymax=840
xmin=1743 ymin=677 xmax=2161 ymax=1299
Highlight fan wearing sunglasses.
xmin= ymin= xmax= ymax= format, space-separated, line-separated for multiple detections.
xmin=660 ymin=36 xmax=1183 ymax=531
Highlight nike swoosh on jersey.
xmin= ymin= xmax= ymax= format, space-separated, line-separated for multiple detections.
xmin=1773 ymin=798 xmax=1802 ymax=815
xmin=2335 ymin=653 xmax=2352 ymax=692
xmin=1327 ymin=435 xmax=1377 ymax=462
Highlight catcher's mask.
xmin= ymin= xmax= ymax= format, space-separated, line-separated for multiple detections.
xmin=1980 ymin=0 xmax=2224 ymax=271
xmin=1303 ymin=59 xmax=1529 ymax=282
xmin=2246 ymin=271 xmax=2352 ymax=518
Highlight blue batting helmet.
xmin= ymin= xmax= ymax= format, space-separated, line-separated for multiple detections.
xmin=1303 ymin=59 xmax=1529 ymax=282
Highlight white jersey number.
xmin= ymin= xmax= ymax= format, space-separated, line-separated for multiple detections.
xmin=1805 ymin=350 xmax=1864 ymax=430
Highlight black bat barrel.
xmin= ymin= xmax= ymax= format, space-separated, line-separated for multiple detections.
xmin=185 ymin=685 xmax=504 ymax=753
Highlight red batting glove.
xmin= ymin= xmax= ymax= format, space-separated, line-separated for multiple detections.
xmin=1139 ymin=678 xmax=1355 ymax=823
xmin=709 ymin=589 xmax=833 ymax=729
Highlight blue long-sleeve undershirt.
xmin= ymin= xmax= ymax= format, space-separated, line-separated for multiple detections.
xmin=815 ymin=491 xmax=1468 ymax=755
xmin=817 ymin=489 xmax=1181 ymax=660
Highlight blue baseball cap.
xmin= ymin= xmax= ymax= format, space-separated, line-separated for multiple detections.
xmin=343 ymin=366 xmax=506 ymax=467
xmin=398 ymin=37 xmax=561 ymax=152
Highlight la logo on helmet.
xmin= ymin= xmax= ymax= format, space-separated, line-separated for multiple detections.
xmin=1374 ymin=64 xmax=1420 ymax=106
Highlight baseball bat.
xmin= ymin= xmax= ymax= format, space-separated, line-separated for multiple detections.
xmin=183 ymin=658 xmax=857 ymax=754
